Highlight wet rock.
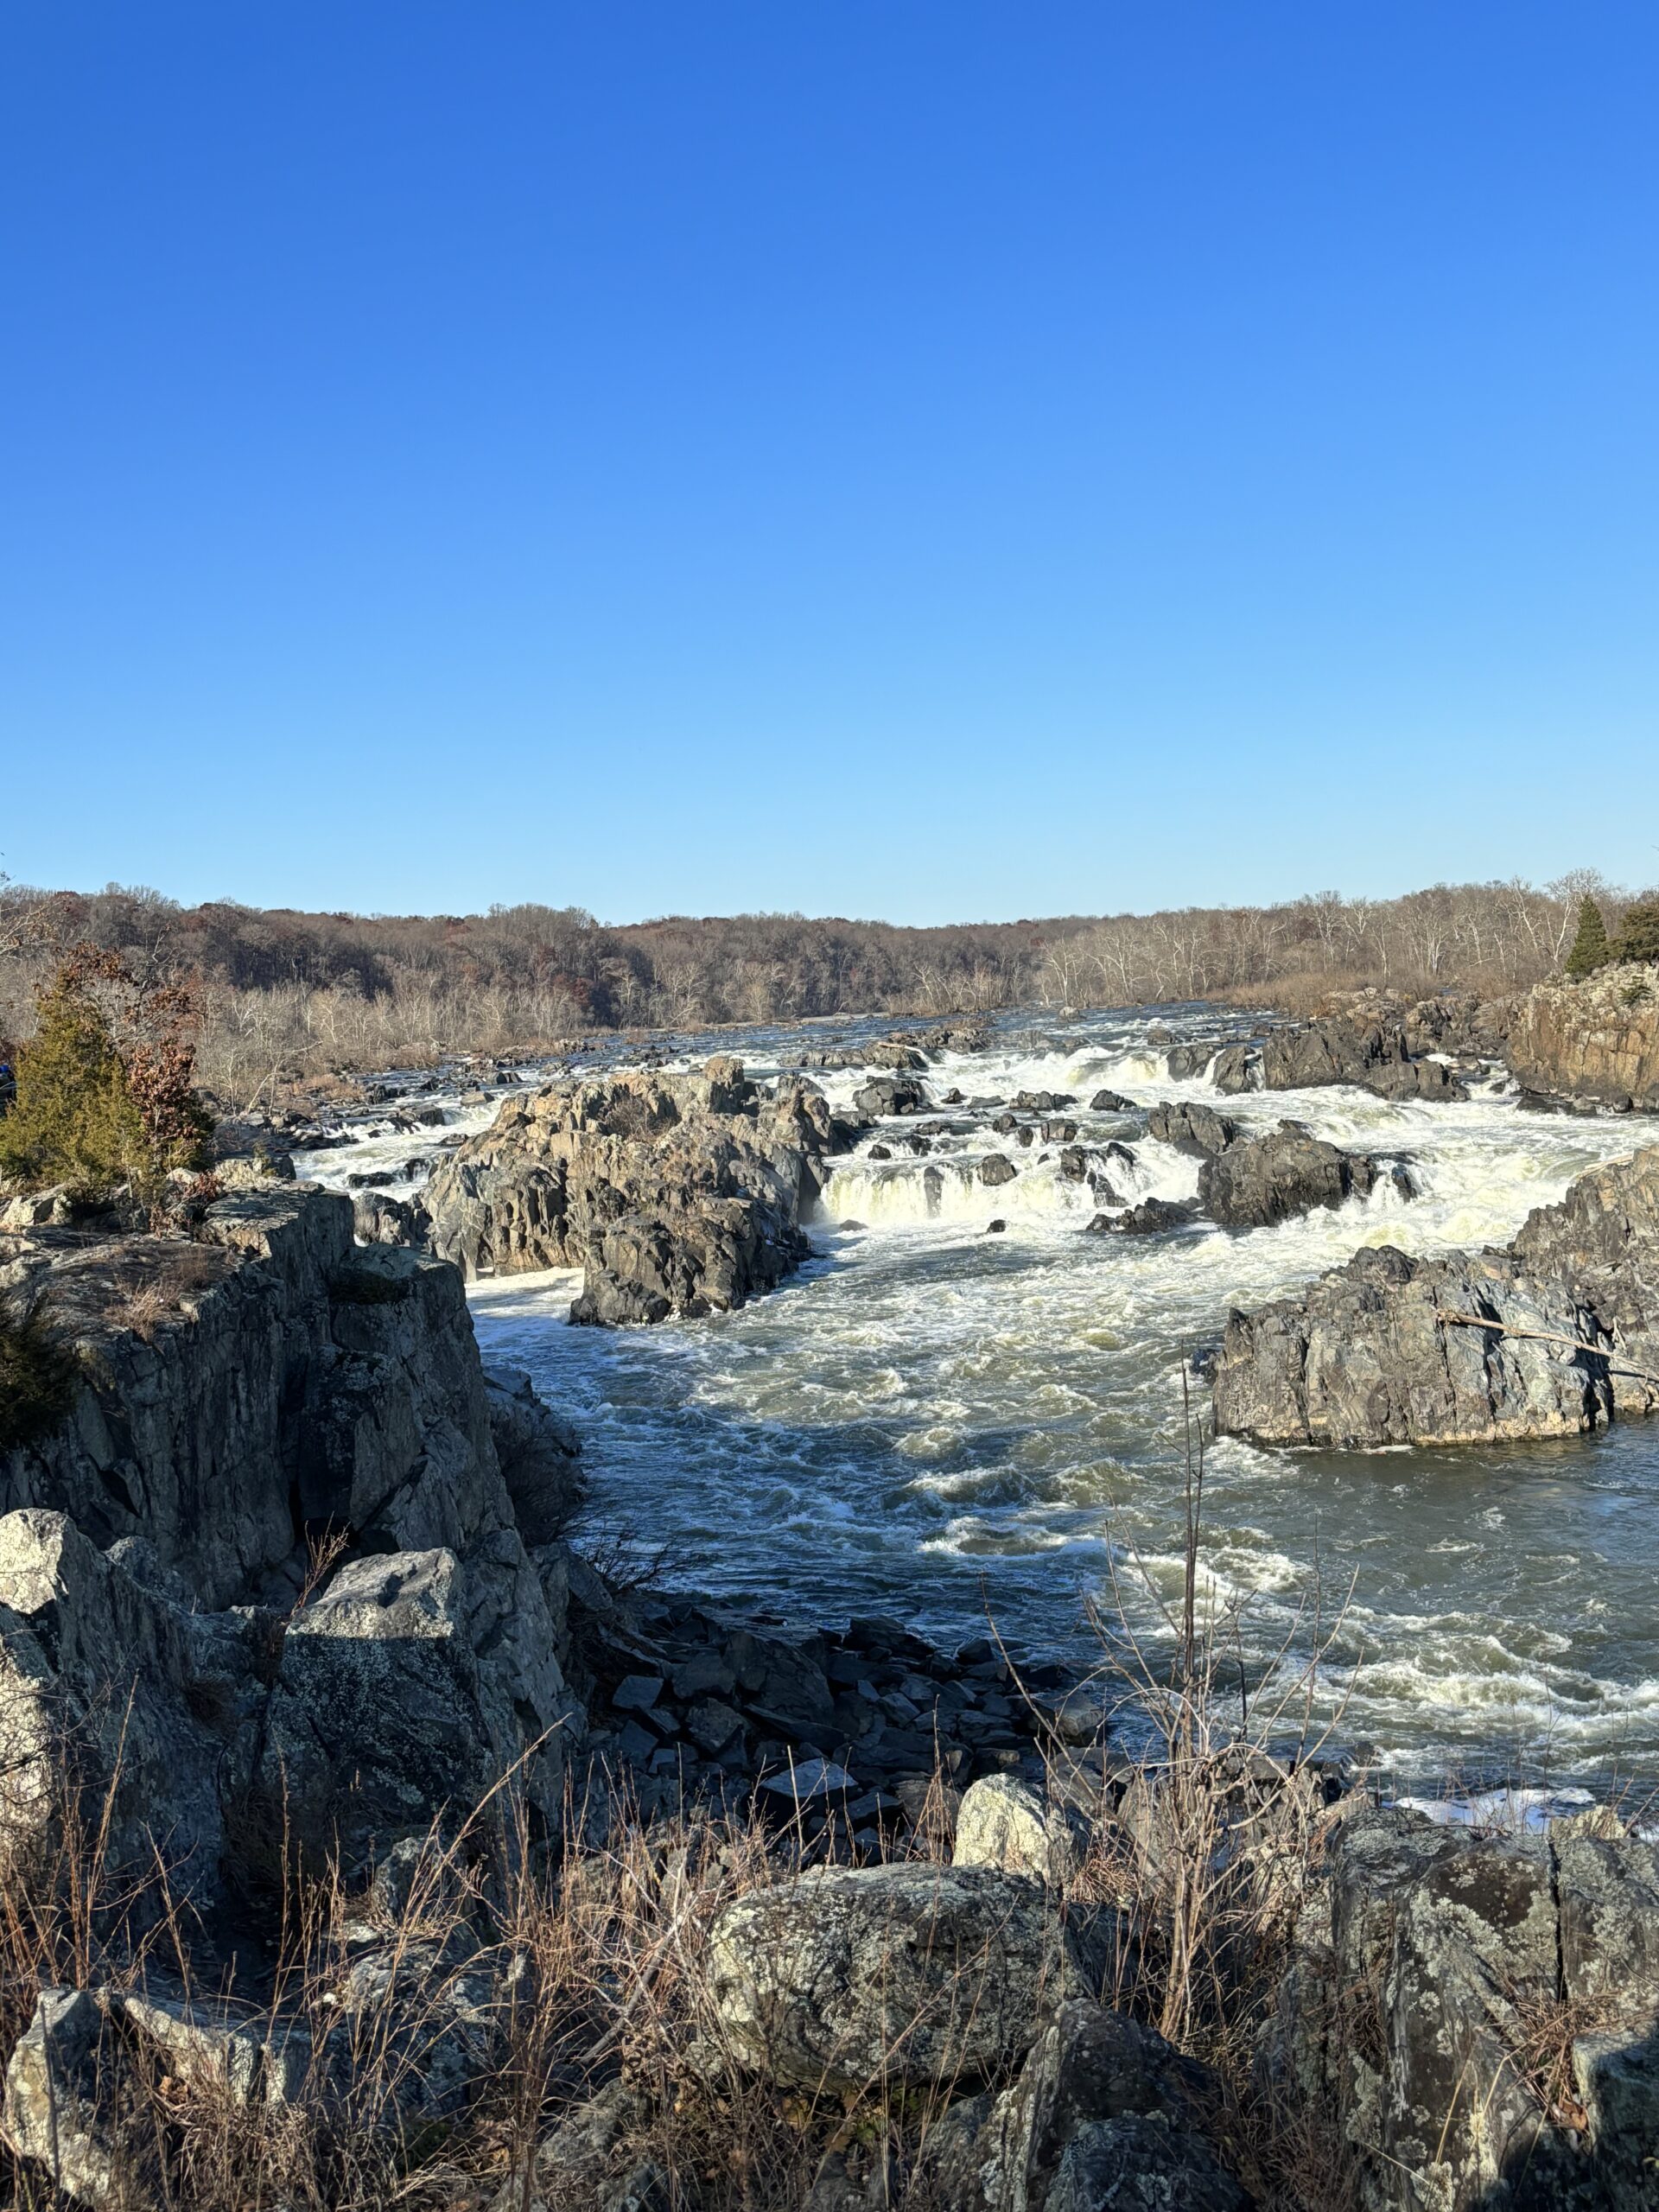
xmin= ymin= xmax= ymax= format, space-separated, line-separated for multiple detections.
xmin=854 ymin=1075 xmax=928 ymax=1117
xmin=1198 ymin=1122 xmax=1384 ymax=1230
xmin=1089 ymin=1090 xmax=1132 ymax=1112
xmin=981 ymin=1154 xmax=1019 ymax=1187
xmin=1101 ymin=1198 xmax=1195 ymax=1236
xmin=1146 ymin=1102 xmax=1239 ymax=1157
xmin=1211 ymin=1043 xmax=1260 ymax=1094
xmin=1165 ymin=1043 xmax=1215 ymax=1080
xmin=1013 ymin=1090 xmax=1076 ymax=1113
xmin=987 ymin=1218 xmax=1008 ymax=1233
xmin=1214 ymin=1147 xmax=1659 ymax=1445
xmin=1259 ymin=1015 xmax=1469 ymax=1102
xmin=707 ymin=1863 xmax=1084 ymax=2091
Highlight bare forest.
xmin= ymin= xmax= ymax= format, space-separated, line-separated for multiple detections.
xmin=0 ymin=872 xmax=1643 ymax=1107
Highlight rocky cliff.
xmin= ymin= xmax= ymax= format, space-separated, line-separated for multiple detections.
xmin=0 ymin=1185 xmax=582 ymax=1898
xmin=1500 ymin=966 xmax=1659 ymax=1111
xmin=423 ymin=1056 xmax=861 ymax=1322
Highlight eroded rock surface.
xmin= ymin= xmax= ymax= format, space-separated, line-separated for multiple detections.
xmin=1212 ymin=1147 xmax=1659 ymax=1445
xmin=423 ymin=1058 xmax=859 ymax=1323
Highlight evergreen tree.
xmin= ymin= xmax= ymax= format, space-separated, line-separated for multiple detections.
xmin=1612 ymin=900 xmax=1659 ymax=967
xmin=1564 ymin=895 xmax=1611 ymax=979
xmin=0 ymin=971 xmax=149 ymax=1198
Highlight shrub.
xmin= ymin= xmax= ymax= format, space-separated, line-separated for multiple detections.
xmin=0 ymin=971 xmax=149 ymax=1198
xmin=0 ymin=952 xmax=213 ymax=1205
xmin=0 ymin=1296 xmax=76 ymax=1451
xmin=1563 ymin=896 xmax=1611 ymax=979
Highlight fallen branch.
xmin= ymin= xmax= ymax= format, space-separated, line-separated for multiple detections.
xmin=1435 ymin=1311 xmax=1659 ymax=1392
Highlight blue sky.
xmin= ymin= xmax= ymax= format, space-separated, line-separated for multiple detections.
xmin=3 ymin=3 xmax=1656 ymax=923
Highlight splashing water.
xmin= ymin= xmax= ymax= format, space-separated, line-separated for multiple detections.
xmin=303 ymin=1004 xmax=1659 ymax=1789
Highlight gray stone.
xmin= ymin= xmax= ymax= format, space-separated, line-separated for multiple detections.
xmin=707 ymin=1862 xmax=1084 ymax=2091
xmin=1198 ymin=1122 xmax=1384 ymax=1230
xmin=953 ymin=1775 xmax=1086 ymax=1885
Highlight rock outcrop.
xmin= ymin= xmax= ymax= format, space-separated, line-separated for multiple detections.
xmin=1502 ymin=967 xmax=1659 ymax=1112
xmin=1198 ymin=1122 xmax=1389 ymax=1230
xmin=0 ymin=1186 xmax=582 ymax=1891
xmin=1213 ymin=1146 xmax=1659 ymax=1445
xmin=423 ymin=1058 xmax=860 ymax=1324
xmin=1259 ymin=1014 xmax=1470 ymax=1101
xmin=1274 ymin=1802 xmax=1659 ymax=2211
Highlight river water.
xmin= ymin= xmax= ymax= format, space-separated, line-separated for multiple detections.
xmin=298 ymin=1005 xmax=1659 ymax=1795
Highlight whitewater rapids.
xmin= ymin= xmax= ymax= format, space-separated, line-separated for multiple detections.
xmin=302 ymin=1006 xmax=1659 ymax=1789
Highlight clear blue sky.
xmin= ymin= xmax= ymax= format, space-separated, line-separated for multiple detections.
xmin=3 ymin=3 xmax=1656 ymax=924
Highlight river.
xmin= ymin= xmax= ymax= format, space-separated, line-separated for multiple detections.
xmin=298 ymin=1003 xmax=1659 ymax=1796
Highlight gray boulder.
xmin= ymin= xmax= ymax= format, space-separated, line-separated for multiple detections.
xmin=483 ymin=1365 xmax=584 ymax=1544
xmin=707 ymin=1862 xmax=1084 ymax=2091
xmin=1146 ymin=1102 xmax=1239 ymax=1157
xmin=953 ymin=1774 xmax=1086 ymax=1885
xmin=1198 ymin=1122 xmax=1383 ymax=1230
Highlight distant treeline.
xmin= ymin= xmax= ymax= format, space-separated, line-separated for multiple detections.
xmin=0 ymin=872 xmax=1646 ymax=1103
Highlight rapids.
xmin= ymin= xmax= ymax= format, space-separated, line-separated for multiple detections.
xmin=300 ymin=1006 xmax=1659 ymax=1792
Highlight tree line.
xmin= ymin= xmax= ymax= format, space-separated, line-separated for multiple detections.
xmin=1 ymin=871 xmax=1652 ymax=1105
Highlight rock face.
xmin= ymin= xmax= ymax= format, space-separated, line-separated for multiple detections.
xmin=1198 ymin=1122 xmax=1385 ymax=1230
xmin=423 ymin=1059 xmax=858 ymax=1324
xmin=1274 ymin=1803 xmax=1659 ymax=2212
xmin=0 ymin=1186 xmax=581 ymax=1891
xmin=915 ymin=1997 xmax=1248 ymax=2212
xmin=1503 ymin=968 xmax=1659 ymax=1111
xmin=1213 ymin=1147 xmax=1659 ymax=1445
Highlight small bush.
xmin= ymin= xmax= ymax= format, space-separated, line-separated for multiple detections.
xmin=0 ymin=952 xmax=213 ymax=1206
xmin=0 ymin=1296 xmax=76 ymax=1452
xmin=0 ymin=973 xmax=149 ymax=1198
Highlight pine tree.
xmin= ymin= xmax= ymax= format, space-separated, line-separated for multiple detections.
xmin=1564 ymin=895 xmax=1611 ymax=979
xmin=1612 ymin=900 xmax=1659 ymax=967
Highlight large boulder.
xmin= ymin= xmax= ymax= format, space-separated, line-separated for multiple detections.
xmin=1274 ymin=1804 xmax=1659 ymax=2210
xmin=706 ymin=1863 xmax=1086 ymax=2091
xmin=1213 ymin=1147 xmax=1659 ymax=1446
xmin=1198 ymin=1122 xmax=1385 ymax=1230
xmin=423 ymin=1061 xmax=855 ymax=1324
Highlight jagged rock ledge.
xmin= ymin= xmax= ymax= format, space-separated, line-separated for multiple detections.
xmin=1212 ymin=1142 xmax=1659 ymax=1445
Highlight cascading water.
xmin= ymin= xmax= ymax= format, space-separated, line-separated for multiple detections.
xmin=300 ymin=1004 xmax=1659 ymax=1789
